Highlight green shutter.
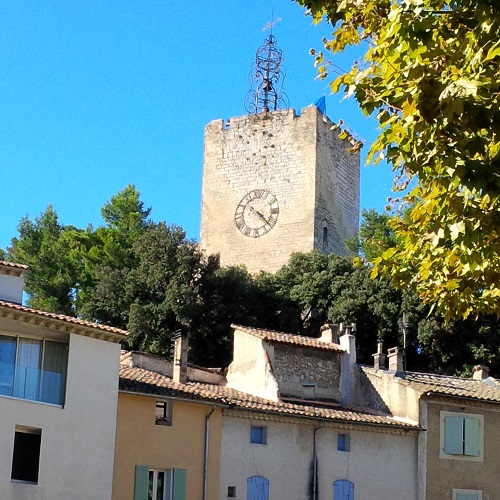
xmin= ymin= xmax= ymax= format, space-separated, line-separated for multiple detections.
xmin=134 ymin=465 xmax=149 ymax=500
xmin=464 ymin=418 xmax=480 ymax=456
xmin=444 ymin=416 xmax=464 ymax=454
xmin=456 ymin=494 xmax=479 ymax=500
xmin=172 ymin=468 xmax=187 ymax=500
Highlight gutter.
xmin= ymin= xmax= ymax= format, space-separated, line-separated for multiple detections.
xmin=312 ymin=427 xmax=321 ymax=500
xmin=203 ymin=405 xmax=216 ymax=500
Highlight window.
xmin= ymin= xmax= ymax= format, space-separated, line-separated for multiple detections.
xmin=453 ymin=489 xmax=482 ymax=500
xmin=440 ymin=411 xmax=484 ymax=461
xmin=0 ymin=334 xmax=68 ymax=405
xmin=11 ymin=426 xmax=42 ymax=484
xmin=155 ymin=401 xmax=172 ymax=426
xmin=250 ymin=426 xmax=267 ymax=444
xmin=337 ymin=433 xmax=350 ymax=452
xmin=302 ymin=382 xmax=316 ymax=399
xmin=134 ymin=466 xmax=186 ymax=500
xmin=228 ymin=486 xmax=236 ymax=497
xmin=322 ymin=226 xmax=329 ymax=251
xmin=247 ymin=476 xmax=269 ymax=500
xmin=334 ymin=480 xmax=354 ymax=500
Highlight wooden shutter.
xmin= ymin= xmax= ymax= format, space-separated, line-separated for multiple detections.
xmin=464 ymin=418 xmax=480 ymax=456
xmin=134 ymin=465 xmax=149 ymax=500
xmin=333 ymin=480 xmax=354 ymax=500
xmin=247 ymin=476 xmax=269 ymax=500
xmin=444 ymin=416 xmax=464 ymax=454
xmin=172 ymin=468 xmax=187 ymax=500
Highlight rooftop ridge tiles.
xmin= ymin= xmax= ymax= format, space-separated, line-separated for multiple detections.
xmin=231 ymin=323 xmax=344 ymax=351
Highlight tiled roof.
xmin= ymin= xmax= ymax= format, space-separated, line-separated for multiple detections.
xmin=362 ymin=366 xmax=500 ymax=404
xmin=403 ymin=371 xmax=500 ymax=403
xmin=231 ymin=324 xmax=345 ymax=352
xmin=0 ymin=300 xmax=127 ymax=339
xmin=119 ymin=364 xmax=417 ymax=430
xmin=0 ymin=260 xmax=29 ymax=270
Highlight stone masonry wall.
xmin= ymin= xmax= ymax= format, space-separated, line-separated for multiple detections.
xmin=272 ymin=344 xmax=342 ymax=401
xmin=200 ymin=105 xmax=360 ymax=273
xmin=314 ymin=112 xmax=360 ymax=255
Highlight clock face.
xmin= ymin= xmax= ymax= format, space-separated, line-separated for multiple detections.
xmin=234 ymin=189 xmax=279 ymax=238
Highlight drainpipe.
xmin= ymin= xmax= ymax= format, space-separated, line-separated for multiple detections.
xmin=203 ymin=405 xmax=216 ymax=500
xmin=313 ymin=427 xmax=320 ymax=500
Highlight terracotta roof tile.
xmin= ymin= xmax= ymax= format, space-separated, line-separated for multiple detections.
xmin=0 ymin=260 xmax=28 ymax=270
xmin=119 ymin=365 xmax=417 ymax=430
xmin=362 ymin=366 xmax=500 ymax=403
xmin=403 ymin=371 xmax=500 ymax=403
xmin=231 ymin=324 xmax=344 ymax=352
xmin=0 ymin=300 xmax=127 ymax=338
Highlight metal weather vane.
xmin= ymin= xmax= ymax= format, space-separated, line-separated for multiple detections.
xmin=244 ymin=23 xmax=288 ymax=115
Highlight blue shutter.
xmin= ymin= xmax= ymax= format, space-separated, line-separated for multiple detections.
xmin=134 ymin=465 xmax=149 ymax=500
xmin=444 ymin=416 xmax=464 ymax=454
xmin=334 ymin=480 xmax=354 ymax=500
xmin=464 ymin=418 xmax=480 ymax=456
xmin=172 ymin=468 xmax=187 ymax=500
xmin=247 ymin=476 xmax=269 ymax=500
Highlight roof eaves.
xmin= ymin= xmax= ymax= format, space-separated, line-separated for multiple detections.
xmin=0 ymin=301 xmax=127 ymax=342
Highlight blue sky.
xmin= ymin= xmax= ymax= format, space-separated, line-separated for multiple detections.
xmin=0 ymin=0 xmax=393 ymax=252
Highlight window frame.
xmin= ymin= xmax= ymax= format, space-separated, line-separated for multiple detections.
xmin=337 ymin=433 xmax=350 ymax=452
xmin=250 ymin=425 xmax=267 ymax=445
xmin=148 ymin=468 xmax=172 ymax=500
xmin=11 ymin=425 xmax=42 ymax=484
xmin=155 ymin=400 xmax=173 ymax=426
xmin=0 ymin=333 xmax=68 ymax=406
xmin=452 ymin=488 xmax=482 ymax=500
xmin=440 ymin=411 xmax=484 ymax=462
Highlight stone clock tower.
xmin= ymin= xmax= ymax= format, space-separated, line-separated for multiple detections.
xmin=200 ymin=35 xmax=360 ymax=274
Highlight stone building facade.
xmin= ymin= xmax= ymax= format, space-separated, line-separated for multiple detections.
xmin=200 ymin=105 xmax=360 ymax=274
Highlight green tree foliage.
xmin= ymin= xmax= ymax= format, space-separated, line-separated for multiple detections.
xmin=271 ymin=251 xmax=404 ymax=364
xmin=7 ymin=205 xmax=82 ymax=315
xmin=294 ymin=0 xmax=500 ymax=320
xmin=354 ymin=208 xmax=500 ymax=375
xmin=346 ymin=209 xmax=396 ymax=261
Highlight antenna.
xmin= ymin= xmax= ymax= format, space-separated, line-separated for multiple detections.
xmin=399 ymin=313 xmax=408 ymax=371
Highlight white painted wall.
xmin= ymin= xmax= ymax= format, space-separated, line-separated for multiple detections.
xmin=226 ymin=330 xmax=279 ymax=401
xmin=219 ymin=414 xmax=418 ymax=500
xmin=0 ymin=273 xmax=24 ymax=304
xmin=0 ymin=332 xmax=120 ymax=500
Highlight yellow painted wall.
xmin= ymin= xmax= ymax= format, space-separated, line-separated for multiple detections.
xmin=112 ymin=392 xmax=222 ymax=500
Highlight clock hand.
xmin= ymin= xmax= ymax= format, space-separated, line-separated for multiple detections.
xmin=255 ymin=210 xmax=268 ymax=223
xmin=249 ymin=206 xmax=268 ymax=223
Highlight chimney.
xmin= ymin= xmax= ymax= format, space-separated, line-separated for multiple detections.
xmin=172 ymin=330 xmax=188 ymax=384
xmin=387 ymin=347 xmax=404 ymax=373
xmin=319 ymin=323 xmax=339 ymax=344
xmin=473 ymin=365 xmax=489 ymax=380
xmin=339 ymin=322 xmax=357 ymax=404
xmin=0 ymin=261 xmax=27 ymax=305
xmin=373 ymin=340 xmax=386 ymax=370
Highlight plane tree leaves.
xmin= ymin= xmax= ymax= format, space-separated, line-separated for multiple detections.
xmin=294 ymin=0 xmax=500 ymax=319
